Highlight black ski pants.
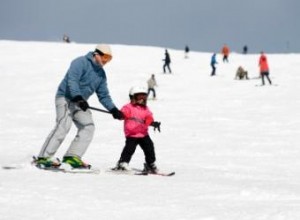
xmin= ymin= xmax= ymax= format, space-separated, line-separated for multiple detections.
xmin=163 ymin=62 xmax=172 ymax=73
xmin=119 ymin=135 xmax=156 ymax=165
xmin=211 ymin=64 xmax=216 ymax=76
xmin=261 ymin=71 xmax=272 ymax=85
xmin=147 ymin=88 xmax=156 ymax=98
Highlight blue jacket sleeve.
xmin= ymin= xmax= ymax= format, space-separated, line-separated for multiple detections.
xmin=96 ymin=77 xmax=116 ymax=111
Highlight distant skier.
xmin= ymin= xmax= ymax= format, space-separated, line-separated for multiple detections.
xmin=243 ymin=45 xmax=248 ymax=54
xmin=63 ymin=34 xmax=70 ymax=43
xmin=235 ymin=66 xmax=249 ymax=80
xmin=258 ymin=51 xmax=272 ymax=85
xmin=163 ymin=49 xmax=172 ymax=73
xmin=112 ymin=86 xmax=161 ymax=173
xmin=210 ymin=53 xmax=218 ymax=76
xmin=36 ymin=44 xmax=123 ymax=169
xmin=184 ymin=45 xmax=190 ymax=58
xmin=221 ymin=44 xmax=230 ymax=62
xmin=147 ymin=74 xmax=157 ymax=99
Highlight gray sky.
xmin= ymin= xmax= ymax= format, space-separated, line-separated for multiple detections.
xmin=0 ymin=0 xmax=299 ymax=53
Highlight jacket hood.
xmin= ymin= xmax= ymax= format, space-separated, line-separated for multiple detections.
xmin=86 ymin=52 xmax=103 ymax=70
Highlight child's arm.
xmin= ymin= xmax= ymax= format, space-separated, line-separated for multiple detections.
xmin=145 ymin=115 xmax=154 ymax=126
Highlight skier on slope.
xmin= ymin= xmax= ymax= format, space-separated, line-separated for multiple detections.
xmin=235 ymin=66 xmax=249 ymax=80
xmin=113 ymin=86 xmax=161 ymax=173
xmin=36 ymin=44 xmax=123 ymax=169
xmin=210 ymin=53 xmax=218 ymax=76
xmin=163 ymin=49 xmax=172 ymax=73
xmin=184 ymin=45 xmax=190 ymax=58
xmin=147 ymin=74 xmax=157 ymax=100
xmin=221 ymin=44 xmax=230 ymax=63
xmin=258 ymin=51 xmax=272 ymax=85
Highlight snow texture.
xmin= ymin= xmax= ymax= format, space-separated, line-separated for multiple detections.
xmin=0 ymin=40 xmax=300 ymax=220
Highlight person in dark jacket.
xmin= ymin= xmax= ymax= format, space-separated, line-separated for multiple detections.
xmin=63 ymin=34 xmax=70 ymax=43
xmin=243 ymin=45 xmax=248 ymax=54
xmin=184 ymin=45 xmax=190 ymax=58
xmin=163 ymin=49 xmax=172 ymax=73
xmin=36 ymin=44 xmax=123 ymax=169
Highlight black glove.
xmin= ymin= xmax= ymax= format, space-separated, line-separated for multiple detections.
xmin=151 ymin=121 xmax=161 ymax=132
xmin=110 ymin=107 xmax=123 ymax=120
xmin=71 ymin=96 xmax=89 ymax=111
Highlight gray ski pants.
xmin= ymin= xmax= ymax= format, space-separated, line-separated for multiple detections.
xmin=38 ymin=97 xmax=95 ymax=158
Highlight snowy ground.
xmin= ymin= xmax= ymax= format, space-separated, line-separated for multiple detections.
xmin=0 ymin=40 xmax=300 ymax=220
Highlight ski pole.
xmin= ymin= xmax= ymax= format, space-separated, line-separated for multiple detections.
xmin=88 ymin=106 xmax=111 ymax=114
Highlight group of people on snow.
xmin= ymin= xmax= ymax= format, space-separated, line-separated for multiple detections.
xmin=36 ymin=44 xmax=161 ymax=174
xmin=36 ymin=42 xmax=273 ymax=173
xmin=210 ymin=44 xmax=272 ymax=86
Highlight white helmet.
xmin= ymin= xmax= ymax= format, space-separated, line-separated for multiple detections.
xmin=129 ymin=86 xmax=148 ymax=105
xmin=130 ymin=86 xmax=147 ymax=96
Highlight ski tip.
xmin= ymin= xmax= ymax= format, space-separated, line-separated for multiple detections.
xmin=2 ymin=166 xmax=18 ymax=170
xmin=166 ymin=171 xmax=175 ymax=176
xmin=157 ymin=171 xmax=175 ymax=176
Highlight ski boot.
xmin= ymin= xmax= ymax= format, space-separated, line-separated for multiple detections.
xmin=112 ymin=162 xmax=130 ymax=171
xmin=143 ymin=163 xmax=158 ymax=174
xmin=34 ymin=157 xmax=61 ymax=169
xmin=62 ymin=156 xmax=91 ymax=169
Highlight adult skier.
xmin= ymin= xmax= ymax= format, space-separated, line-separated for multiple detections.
xmin=210 ymin=53 xmax=218 ymax=76
xmin=163 ymin=49 xmax=172 ymax=73
xmin=221 ymin=44 xmax=230 ymax=62
xmin=258 ymin=51 xmax=272 ymax=85
xmin=36 ymin=44 xmax=123 ymax=169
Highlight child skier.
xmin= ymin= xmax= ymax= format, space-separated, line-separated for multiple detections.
xmin=113 ymin=86 xmax=161 ymax=173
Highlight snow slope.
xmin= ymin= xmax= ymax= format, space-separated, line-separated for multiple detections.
xmin=0 ymin=40 xmax=300 ymax=220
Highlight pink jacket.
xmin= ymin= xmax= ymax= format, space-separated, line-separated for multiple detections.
xmin=121 ymin=103 xmax=154 ymax=138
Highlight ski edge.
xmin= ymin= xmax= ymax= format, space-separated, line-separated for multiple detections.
xmin=132 ymin=168 xmax=175 ymax=177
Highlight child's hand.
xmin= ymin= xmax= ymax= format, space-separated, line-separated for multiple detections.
xmin=151 ymin=121 xmax=161 ymax=132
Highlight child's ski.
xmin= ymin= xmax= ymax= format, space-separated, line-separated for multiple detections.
xmin=106 ymin=168 xmax=140 ymax=175
xmin=135 ymin=171 xmax=175 ymax=176
xmin=107 ymin=168 xmax=174 ymax=176
xmin=132 ymin=168 xmax=175 ymax=177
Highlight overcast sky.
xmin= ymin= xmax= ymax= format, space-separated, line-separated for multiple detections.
xmin=0 ymin=0 xmax=299 ymax=53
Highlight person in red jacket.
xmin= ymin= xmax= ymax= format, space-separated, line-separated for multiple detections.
xmin=259 ymin=52 xmax=272 ymax=85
